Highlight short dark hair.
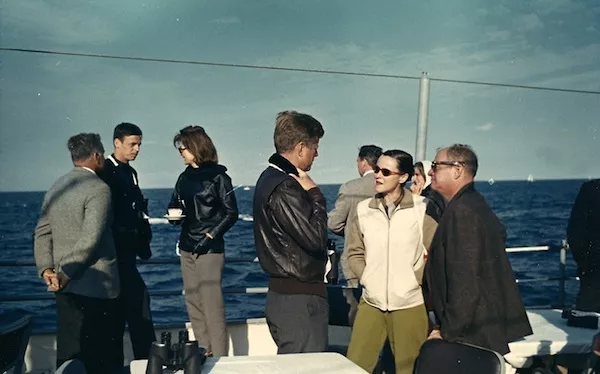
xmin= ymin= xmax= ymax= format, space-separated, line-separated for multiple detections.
xmin=67 ymin=133 xmax=104 ymax=162
xmin=358 ymin=145 xmax=382 ymax=168
xmin=382 ymin=149 xmax=414 ymax=186
xmin=113 ymin=122 xmax=143 ymax=141
xmin=446 ymin=144 xmax=478 ymax=177
xmin=274 ymin=110 xmax=324 ymax=153
xmin=173 ymin=125 xmax=218 ymax=164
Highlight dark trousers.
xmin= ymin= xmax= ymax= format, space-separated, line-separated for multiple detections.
xmin=576 ymin=273 xmax=600 ymax=312
xmin=117 ymin=264 xmax=156 ymax=359
xmin=56 ymin=292 xmax=122 ymax=374
xmin=265 ymin=291 xmax=329 ymax=354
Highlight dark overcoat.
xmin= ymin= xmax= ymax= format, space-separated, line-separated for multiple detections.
xmin=426 ymin=183 xmax=532 ymax=355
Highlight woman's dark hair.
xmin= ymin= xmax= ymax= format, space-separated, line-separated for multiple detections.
xmin=382 ymin=149 xmax=414 ymax=186
xmin=173 ymin=125 xmax=218 ymax=165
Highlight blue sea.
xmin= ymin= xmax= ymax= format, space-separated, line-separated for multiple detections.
xmin=0 ymin=180 xmax=587 ymax=332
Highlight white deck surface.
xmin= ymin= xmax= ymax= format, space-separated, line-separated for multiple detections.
xmin=505 ymin=309 xmax=598 ymax=368
xmin=129 ymin=352 xmax=368 ymax=373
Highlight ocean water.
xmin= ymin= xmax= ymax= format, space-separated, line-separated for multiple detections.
xmin=0 ymin=180 xmax=587 ymax=332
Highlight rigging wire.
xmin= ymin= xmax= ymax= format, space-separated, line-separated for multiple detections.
xmin=1 ymin=47 xmax=600 ymax=96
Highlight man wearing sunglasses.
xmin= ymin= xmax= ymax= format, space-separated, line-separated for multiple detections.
xmin=425 ymin=144 xmax=532 ymax=357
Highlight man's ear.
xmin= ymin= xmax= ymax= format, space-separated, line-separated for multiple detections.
xmin=114 ymin=138 xmax=121 ymax=148
xmin=453 ymin=166 xmax=463 ymax=180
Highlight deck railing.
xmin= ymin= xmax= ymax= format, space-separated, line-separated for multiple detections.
xmin=0 ymin=241 xmax=577 ymax=305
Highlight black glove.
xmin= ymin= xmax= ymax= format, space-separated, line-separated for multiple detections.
xmin=192 ymin=235 xmax=212 ymax=258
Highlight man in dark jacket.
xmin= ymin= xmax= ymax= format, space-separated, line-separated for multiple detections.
xmin=253 ymin=110 xmax=329 ymax=354
xmin=98 ymin=122 xmax=156 ymax=360
xmin=567 ymin=179 xmax=600 ymax=312
xmin=425 ymin=144 xmax=532 ymax=356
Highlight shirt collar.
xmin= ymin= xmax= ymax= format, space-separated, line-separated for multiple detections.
xmin=80 ymin=166 xmax=96 ymax=175
xmin=107 ymin=154 xmax=120 ymax=167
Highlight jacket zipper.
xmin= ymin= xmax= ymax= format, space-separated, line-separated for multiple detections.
xmin=387 ymin=215 xmax=391 ymax=310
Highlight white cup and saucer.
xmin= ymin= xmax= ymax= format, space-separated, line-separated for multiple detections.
xmin=165 ymin=208 xmax=186 ymax=221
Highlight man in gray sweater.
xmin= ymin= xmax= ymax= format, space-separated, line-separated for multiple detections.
xmin=34 ymin=133 xmax=122 ymax=374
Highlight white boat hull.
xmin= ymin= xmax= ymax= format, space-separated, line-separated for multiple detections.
xmin=22 ymin=319 xmax=352 ymax=373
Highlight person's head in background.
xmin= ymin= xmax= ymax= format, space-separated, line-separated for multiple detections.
xmin=411 ymin=160 xmax=432 ymax=195
xmin=356 ymin=145 xmax=382 ymax=177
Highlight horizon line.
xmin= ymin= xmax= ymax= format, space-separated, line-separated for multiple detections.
xmin=0 ymin=177 xmax=595 ymax=194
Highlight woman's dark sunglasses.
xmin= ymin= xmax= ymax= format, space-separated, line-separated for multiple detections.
xmin=374 ymin=166 xmax=402 ymax=177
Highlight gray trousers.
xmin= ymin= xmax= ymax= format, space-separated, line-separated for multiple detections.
xmin=180 ymin=251 xmax=228 ymax=356
xmin=265 ymin=291 xmax=329 ymax=354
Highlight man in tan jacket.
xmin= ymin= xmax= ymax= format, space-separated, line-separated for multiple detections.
xmin=328 ymin=145 xmax=382 ymax=287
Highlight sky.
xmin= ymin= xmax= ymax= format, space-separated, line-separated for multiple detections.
xmin=1 ymin=0 xmax=599 ymax=191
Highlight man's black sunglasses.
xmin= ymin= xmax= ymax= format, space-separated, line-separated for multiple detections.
xmin=431 ymin=160 xmax=465 ymax=171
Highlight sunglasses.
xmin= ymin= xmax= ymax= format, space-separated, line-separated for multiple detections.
xmin=178 ymin=147 xmax=187 ymax=154
xmin=374 ymin=166 xmax=402 ymax=177
xmin=431 ymin=160 xmax=464 ymax=171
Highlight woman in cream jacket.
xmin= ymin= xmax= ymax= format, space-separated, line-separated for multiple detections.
xmin=346 ymin=149 xmax=437 ymax=374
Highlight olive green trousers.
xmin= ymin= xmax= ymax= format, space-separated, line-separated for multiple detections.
xmin=347 ymin=300 xmax=428 ymax=374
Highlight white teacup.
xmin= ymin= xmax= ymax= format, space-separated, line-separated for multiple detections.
xmin=168 ymin=208 xmax=183 ymax=217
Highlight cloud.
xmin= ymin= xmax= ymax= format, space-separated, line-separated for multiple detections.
xmin=2 ymin=1 xmax=121 ymax=46
xmin=476 ymin=123 xmax=495 ymax=131
xmin=513 ymin=13 xmax=545 ymax=31
xmin=210 ymin=16 xmax=241 ymax=24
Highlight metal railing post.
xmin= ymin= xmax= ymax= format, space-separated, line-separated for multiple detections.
xmin=415 ymin=72 xmax=430 ymax=162
xmin=558 ymin=239 xmax=568 ymax=308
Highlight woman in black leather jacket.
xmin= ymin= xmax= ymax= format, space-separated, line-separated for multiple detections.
xmin=167 ymin=125 xmax=238 ymax=357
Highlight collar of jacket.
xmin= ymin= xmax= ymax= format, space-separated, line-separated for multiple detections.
xmin=368 ymin=188 xmax=414 ymax=210
xmin=108 ymin=154 xmax=127 ymax=167
xmin=268 ymin=153 xmax=299 ymax=177
xmin=449 ymin=181 xmax=476 ymax=203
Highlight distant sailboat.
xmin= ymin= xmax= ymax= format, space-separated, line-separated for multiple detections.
xmin=527 ymin=174 xmax=534 ymax=182
xmin=243 ymin=186 xmax=251 ymax=191
xmin=488 ymin=178 xmax=495 ymax=185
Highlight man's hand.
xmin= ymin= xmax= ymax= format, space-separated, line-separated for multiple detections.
xmin=593 ymin=332 xmax=600 ymax=357
xmin=290 ymin=169 xmax=317 ymax=191
xmin=427 ymin=329 xmax=443 ymax=341
xmin=42 ymin=268 xmax=59 ymax=291
xmin=56 ymin=272 xmax=70 ymax=291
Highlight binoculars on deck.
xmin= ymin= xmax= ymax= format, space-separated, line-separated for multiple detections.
xmin=146 ymin=331 xmax=206 ymax=374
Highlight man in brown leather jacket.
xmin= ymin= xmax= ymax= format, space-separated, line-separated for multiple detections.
xmin=253 ymin=110 xmax=329 ymax=354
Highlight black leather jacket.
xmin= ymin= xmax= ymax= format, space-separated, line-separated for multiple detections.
xmin=169 ymin=163 xmax=239 ymax=254
xmin=253 ymin=154 xmax=328 ymax=284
